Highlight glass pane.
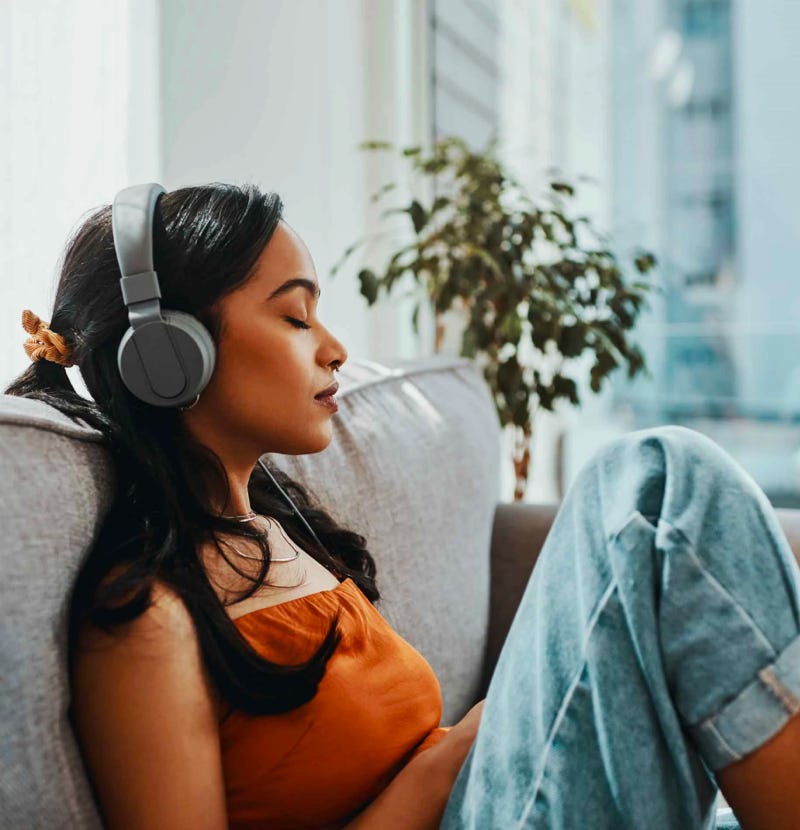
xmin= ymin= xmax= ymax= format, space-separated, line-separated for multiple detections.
xmin=431 ymin=0 xmax=800 ymax=507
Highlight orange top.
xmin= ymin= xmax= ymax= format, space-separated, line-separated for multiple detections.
xmin=220 ymin=577 xmax=453 ymax=829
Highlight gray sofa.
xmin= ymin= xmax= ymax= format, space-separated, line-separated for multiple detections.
xmin=1 ymin=354 xmax=798 ymax=828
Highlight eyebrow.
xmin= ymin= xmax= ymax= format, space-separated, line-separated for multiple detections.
xmin=267 ymin=277 xmax=321 ymax=301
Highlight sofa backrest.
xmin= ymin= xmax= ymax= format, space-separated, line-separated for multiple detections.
xmin=0 ymin=396 xmax=114 ymax=830
xmin=0 ymin=355 xmax=501 ymax=828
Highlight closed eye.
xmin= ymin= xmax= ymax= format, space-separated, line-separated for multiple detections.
xmin=284 ymin=317 xmax=311 ymax=330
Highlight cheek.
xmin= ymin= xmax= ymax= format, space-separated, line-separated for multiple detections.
xmin=213 ymin=307 xmax=314 ymax=387
xmin=206 ymin=336 xmax=259 ymax=401
xmin=213 ymin=329 xmax=299 ymax=403
xmin=220 ymin=323 xmax=273 ymax=369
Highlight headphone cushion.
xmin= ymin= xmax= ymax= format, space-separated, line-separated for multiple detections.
xmin=117 ymin=311 xmax=216 ymax=407
xmin=162 ymin=310 xmax=216 ymax=390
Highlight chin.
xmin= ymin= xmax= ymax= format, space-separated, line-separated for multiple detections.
xmin=306 ymin=427 xmax=335 ymax=454
xmin=281 ymin=426 xmax=334 ymax=456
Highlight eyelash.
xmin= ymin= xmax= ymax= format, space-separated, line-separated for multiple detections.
xmin=284 ymin=317 xmax=311 ymax=330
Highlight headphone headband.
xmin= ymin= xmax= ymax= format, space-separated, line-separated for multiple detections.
xmin=112 ymin=184 xmax=165 ymax=280
xmin=111 ymin=183 xmax=216 ymax=407
xmin=113 ymin=184 xmax=165 ymax=330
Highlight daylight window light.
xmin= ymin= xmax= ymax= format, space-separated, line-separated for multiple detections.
xmin=649 ymin=29 xmax=683 ymax=81
xmin=668 ymin=59 xmax=696 ymax=107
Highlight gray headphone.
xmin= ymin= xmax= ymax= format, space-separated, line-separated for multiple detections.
xmin=111 ymin=182 xmax=334 ymax=560
xmin=112 ymin=182 xmax=215 ymax=410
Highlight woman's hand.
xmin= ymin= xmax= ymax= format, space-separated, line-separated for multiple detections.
xmin=343 ymin=700 xmax=487 ymax=829
xmin=426 ymin=698 xmax=486 ymax=780
xmin=449 ymin=698 xmax=486 ymax=745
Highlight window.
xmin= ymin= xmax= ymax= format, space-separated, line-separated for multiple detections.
xmin=430 ymin=0 xmax=800 ymax=507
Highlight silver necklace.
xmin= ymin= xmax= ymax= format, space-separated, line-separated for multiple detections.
xmin=220 ymin=511 xmax=301 ymax=563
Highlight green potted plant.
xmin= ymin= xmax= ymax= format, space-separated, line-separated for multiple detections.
xmin=332 ymin=136 xmax=661 ymax=501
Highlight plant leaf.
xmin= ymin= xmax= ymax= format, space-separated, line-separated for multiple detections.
xmin=360 ymin=140 xmax=393 ymax=151
xmin=409 ymin=200 xmax=428 ymax=234
xmin=357 ymin=268 xmax=379 ymax=305
xmin=370 ymin=182 xmax=398 ymax=203
xmin=551 ymin=181 xmax=575 ymax=196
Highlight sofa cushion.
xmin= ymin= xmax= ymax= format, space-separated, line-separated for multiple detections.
xmin=0 ymin=355 xmax=501 ymax=827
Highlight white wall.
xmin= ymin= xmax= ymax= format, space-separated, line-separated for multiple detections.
xmin=0 ymin=0 xmax=160 ymax=393
xmin=2 ymin=0 xmax=433 ymax=396
xmin=159 ymin=0 xmax=433 ymax=366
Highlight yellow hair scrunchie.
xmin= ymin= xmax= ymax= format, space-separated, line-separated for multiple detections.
xmin=21 ymin=309 xmax=75 ymax=368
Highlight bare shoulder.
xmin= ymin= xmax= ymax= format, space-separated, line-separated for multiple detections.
xmin=70 ymin=567 xmax=228 ymax=829
xmin=73 ymin=565 xmax=193 ymax=649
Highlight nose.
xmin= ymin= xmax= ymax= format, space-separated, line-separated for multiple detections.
xmin=325 ymin=329 xmax=347 ymax=372
xmin=331 ymin=345 xmax=347 ymax=372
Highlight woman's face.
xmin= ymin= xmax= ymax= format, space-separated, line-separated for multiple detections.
xmin=182 ymin=220 xmax=348 ymax=466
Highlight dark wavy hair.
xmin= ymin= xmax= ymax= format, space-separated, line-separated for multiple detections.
xmin=4 ymin=183 xmax=380 ymax=719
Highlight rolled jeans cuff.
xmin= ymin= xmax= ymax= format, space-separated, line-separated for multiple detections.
xmin=688 ymin=633 xmax=800 ymax=770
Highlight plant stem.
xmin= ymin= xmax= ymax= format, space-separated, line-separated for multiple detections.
xmin=512 ymin=422 xmax=533 ymax=502
xmin=434 ymin=313 xmax=445 ymax=353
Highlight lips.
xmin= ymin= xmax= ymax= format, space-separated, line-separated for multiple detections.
xmin=314 ymin=381 xmax=339 ymax=399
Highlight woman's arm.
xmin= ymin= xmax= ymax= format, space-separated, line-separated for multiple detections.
xmin=70 ymin=581 xmax=228 ymax=830
xmin=343 ymin=700 xmax=485 ymax=830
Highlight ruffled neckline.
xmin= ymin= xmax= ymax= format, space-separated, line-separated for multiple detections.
xmin=230 ymin=577 xmax=354 ymax=626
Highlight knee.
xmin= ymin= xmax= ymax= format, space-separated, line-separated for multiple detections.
xmin=577 ymin=424 xmax=764 ymax=542
xmin=598 ymin=424 xmax=755 ymax=497
xmin=605 ymin=425 xmax=726 ymax=467
xmin=626 ymin=425 xmax=721 ymax=458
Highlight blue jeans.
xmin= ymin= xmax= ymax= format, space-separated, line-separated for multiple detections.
xmin=440 ymin=425 xmax=800 ymax=829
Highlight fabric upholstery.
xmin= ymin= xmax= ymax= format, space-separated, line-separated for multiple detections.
xmin=0 ymin=397 xmax=114 ymax=830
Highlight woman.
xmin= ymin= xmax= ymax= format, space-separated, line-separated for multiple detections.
xmin=6 ymin=183 xmax=799 ymax=829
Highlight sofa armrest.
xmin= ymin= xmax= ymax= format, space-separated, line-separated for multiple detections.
xmin=775 ymin=509 xmax=800 ymax=567
xmin=478 ymin=502 xmax=560 ymax=699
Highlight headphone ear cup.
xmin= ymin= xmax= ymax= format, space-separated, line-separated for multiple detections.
xmin=117 ymin=311 xmax=216 ymax=407
xmin=162 ymin=309 xmax=217 ymax=392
